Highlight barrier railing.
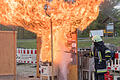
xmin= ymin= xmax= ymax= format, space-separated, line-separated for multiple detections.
xmin=16 ymin=48 xmax=37 ymax=64
xmin=17 ymin=48 xmax=120 ymax=71
xmin=107 ymin=51 xmax=120 ymax=71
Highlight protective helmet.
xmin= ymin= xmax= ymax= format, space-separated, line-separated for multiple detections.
xmin=92 ymin=35 xmax=102 ymax=42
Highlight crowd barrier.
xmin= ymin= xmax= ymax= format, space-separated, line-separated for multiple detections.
xmin=16 ymin=48 xmax=37 ymax=64
xmin=107 ymin=51 xmax=120 ymax=71
xmin=16 ymin=48 xmax=120 ymax=71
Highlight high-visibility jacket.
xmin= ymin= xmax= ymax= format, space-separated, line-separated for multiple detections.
xmin=93 ymin=41 xmax=111 ymax=74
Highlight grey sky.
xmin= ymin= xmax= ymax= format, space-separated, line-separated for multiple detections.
xmin=114 ymin=2 xmax=120 ymax=9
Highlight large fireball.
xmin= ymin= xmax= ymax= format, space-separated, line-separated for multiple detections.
xmin=0 ymin=0 xmax=103 ymax=62
xmin=0 ymin=0 xmax=104 ymax=80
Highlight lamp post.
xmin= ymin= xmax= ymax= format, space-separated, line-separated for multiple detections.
xmin=50 ymin=18 xmax=54 ymax=80
xmin=44 ymin=4 xmax=54 ymax=80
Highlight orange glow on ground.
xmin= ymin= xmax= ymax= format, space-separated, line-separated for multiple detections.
xmin=0 ymin=0 xmax=103 ymax=62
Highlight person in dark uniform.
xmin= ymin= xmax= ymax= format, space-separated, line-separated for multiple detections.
xmin=92 ymin=35 xmax=111 ymax=80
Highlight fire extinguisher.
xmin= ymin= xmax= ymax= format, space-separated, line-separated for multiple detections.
xmin=104 ymin=71 xmax=113 ymax=80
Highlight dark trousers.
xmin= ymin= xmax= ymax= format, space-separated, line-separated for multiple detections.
xmin=95 ymin=72 xmax=105 ymax=80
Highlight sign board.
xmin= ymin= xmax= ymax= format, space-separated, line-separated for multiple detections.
xmin=90 ymin=30 xmax=104 ymax=37
xmin=106 ymin=23 xmax=114 ymax=32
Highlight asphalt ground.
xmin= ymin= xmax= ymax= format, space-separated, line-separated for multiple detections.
xmin=0 ymin=64 xmax=40 ymax=80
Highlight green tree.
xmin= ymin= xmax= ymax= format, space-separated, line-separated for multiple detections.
xmin=78 ymin=0 xmax=120 ymax=37
xmin=100 ymin=0 xmax=120 ymax=16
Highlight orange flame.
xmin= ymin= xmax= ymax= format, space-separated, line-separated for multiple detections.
xmin=0 ymin=0 xmax=103 ymax=62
